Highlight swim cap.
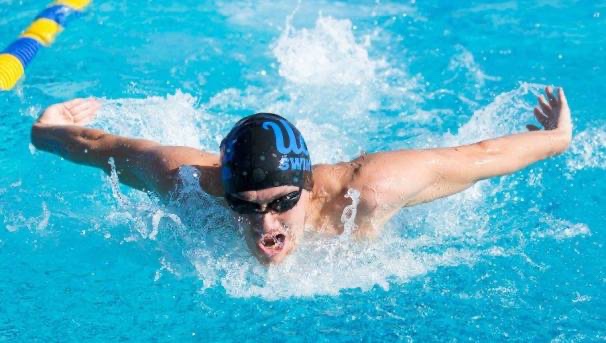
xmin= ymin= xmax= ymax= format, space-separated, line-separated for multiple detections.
xmin=220 ymin=113 xmax=313 ymax=194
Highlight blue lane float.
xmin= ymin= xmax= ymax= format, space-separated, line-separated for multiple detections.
xmin=36 ymin=5 xmax=76 ymax=27
xmin=3 ymin=38 xmax=43 ymax=67
xmin=0 ymin=0 xmax=91 ymax=91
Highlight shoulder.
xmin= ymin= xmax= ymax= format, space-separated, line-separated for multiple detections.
xmin=309 ymin=161 xmax=364 ymax=217
xmin=140 ymin=146 xmax=222 ymax=197
xmin=310 ymin=152 xmax=428 ymax=215
xmin=311 ymin=162 xmax=358 ymax=196
xmin=309 ymin=159 xmax=388 ymax=236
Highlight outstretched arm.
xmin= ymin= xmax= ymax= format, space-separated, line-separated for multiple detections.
xmin=348 ymin=87 xmax=572 ymax=216
xmin=31 ymin=98 xmax=222 ymax=196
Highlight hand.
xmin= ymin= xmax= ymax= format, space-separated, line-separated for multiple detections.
xmin=36 ymin=98 xmax=101 ymax=127
xmin=527 ymin=86 xmax=572 ymax=153
xmin=527 ymin=86 xmax=572 ymax=132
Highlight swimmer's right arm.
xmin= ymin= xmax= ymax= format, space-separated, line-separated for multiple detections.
xmin=31 ymin=98 xmax=223 ymax=197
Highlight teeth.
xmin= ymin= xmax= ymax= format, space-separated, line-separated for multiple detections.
xmin=261 ymin=234 xmax=285 ymax=249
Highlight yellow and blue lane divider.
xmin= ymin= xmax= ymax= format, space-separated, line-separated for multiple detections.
xmin=0 ymin=0 xmax=91 ymax=91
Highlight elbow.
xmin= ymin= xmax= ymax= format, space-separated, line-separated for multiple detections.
xmin=474 ymin=140 xmax=499 ymax=156
xmin=469 ymin=141 xmax=502 ymax=168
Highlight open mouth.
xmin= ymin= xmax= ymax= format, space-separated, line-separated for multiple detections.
xmin=257 ymin=233 xmax=286 ymax=257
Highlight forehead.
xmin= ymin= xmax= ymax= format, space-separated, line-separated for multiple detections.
xmin=236 ymin=185 xmax=299 ymax=202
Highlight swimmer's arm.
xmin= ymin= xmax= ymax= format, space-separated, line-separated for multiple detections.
xmin=31 ymin=98 xmax=223 ymax=197
xmin=350 ymin=87 xmax=572 ymax=210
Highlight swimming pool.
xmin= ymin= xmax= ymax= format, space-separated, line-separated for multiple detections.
xmin=1 ymin=0 xmax=605 ymax=340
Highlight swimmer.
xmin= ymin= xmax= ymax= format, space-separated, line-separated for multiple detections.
xmin=31 ymin=86 xmax=572 ymax=264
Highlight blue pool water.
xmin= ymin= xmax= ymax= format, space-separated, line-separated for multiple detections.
xmin=1 ymin=0 xmax=605 ymax=340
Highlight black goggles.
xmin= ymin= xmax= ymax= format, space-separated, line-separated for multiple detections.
xmin=225 ymin=189 xmax=302 ymax=214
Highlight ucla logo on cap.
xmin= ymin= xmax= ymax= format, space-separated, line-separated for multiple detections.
xmin=262 ymin=119 xmax=309 ymax=157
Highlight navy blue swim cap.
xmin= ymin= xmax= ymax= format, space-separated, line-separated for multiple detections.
xmin=220 ymin=113 xmax=313 ymax=194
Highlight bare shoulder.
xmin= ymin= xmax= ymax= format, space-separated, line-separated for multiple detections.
xmin=309 ymin=152 xmax=436 ymax=231
xmin=140 ymin=145 xmax=222 ymax=197
xmin=311 ymin=162 xmax=358 ymax=197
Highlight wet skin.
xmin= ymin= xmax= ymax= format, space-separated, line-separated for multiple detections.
xmin=31 ymin=87 xmax=573 ymax=265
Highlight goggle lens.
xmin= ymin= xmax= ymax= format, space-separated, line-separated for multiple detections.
xmin=226 ymin=190 xmax=302 ymax=214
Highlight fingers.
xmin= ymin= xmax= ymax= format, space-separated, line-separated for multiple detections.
xmin=70 ymin=98 xmax=97 ymax=113
xmin=545 ymin=86 xmax=558 ymax=106
xmin=63 ymin=98 xmax=87 ymax=110
xmin=73 ymin=100 xmax=101 ymax=125
xmin=531 ymin=86 xmax=571 ymax=133
xmin=538 ymin=95 xmax=552 ymax=115
xmin=534 ymin=107 xmax=549 ymax=127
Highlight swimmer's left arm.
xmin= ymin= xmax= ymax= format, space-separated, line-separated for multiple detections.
xmin=350 ymin=86 xmax=572 ymax=212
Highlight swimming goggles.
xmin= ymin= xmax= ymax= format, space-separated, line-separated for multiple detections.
xmin=225 ymin=189 xmax=302 ymax=214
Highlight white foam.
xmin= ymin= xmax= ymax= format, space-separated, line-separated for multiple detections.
xmin=566 ymin=126 xmax=606 ymax=172
xmin=530 ymin=213 xmax=591 ymax=241
xmin=274 ymin=16 xmax=377 ymax=86
xmin=96 ymin=91 xmax=217 ymax=150
xmin=271 ymin=15 xmax=420 ymax=120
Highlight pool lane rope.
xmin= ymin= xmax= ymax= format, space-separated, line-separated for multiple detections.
xmin=0 ymin=0 xmax=91 ymax=91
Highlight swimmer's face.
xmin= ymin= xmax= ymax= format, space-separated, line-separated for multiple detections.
xmin=230 ymin=185 xmax=308 ymax=265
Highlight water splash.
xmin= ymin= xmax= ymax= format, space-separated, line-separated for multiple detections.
xmin=51 ymin=73 xmax=595 ymax=300
xmin=107 ymin=157 xmax=128 ymax=207
xmin=530 ymin=213 xmax=591 ymax=241
xmin=274 ymin=16 xmax=377 ymax=86
xmin=96 ymin=91 xmax=220 ymax=150
xmin=566 ymin=126 xmax=606 ymax=173
xmin=53 ymin=17 xmax=595 ymax=300
xmin=4 ymin=201 xmax=50 ymax=233
xmin=340 ymin=188 xmax=360 ymax=237
xmin=442 ymin=82 xmax=543 ymax=146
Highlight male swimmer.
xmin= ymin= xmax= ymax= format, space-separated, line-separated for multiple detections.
xmin=31 ymin=86 xmax=572 ymax=264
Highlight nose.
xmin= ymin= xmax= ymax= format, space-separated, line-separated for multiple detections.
xmin=259 ymin=212 xmax=282 ymax=233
